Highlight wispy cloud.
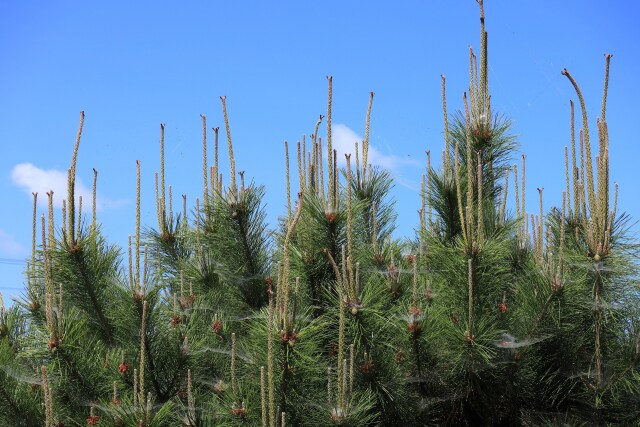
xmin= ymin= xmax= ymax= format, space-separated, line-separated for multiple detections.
xmin=331 ymin=124 xmax=420 ymax=172
xmin=0 ymin=229 xmax=27 ymax=258
xmin=10 ymin=163 xmax=127 ymax=210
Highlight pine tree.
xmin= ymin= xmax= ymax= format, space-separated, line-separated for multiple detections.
xmin=1 ymin=2 xmax=638 ymax=426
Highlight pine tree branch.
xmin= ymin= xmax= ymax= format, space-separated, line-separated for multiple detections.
xmin=57 ymin=346 xmax=100 ymax=402
xmin=0 ymin=385 xmax=23 ymax=420
xmin=69 ymin=249 xmax=114 ymax=346
xmin=144 ymin=334 xmax=167 ymax=400
xmin=279 ymin=343 xmax=291 ymax=416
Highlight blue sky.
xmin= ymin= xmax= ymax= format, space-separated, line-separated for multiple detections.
xmin=1 ymin=1 xmax=639 ymax=303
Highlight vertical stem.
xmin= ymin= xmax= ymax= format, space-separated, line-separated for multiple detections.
xmin=564 ymin=147 xmax=571 ymax=214
xmin=57 ymin=283 xmax=63 ymax=337
xmin=261 ymin=366 xmax=267 ymax=427
xmin=285 ymin=141 xmax=291 ymax=219
xmin=297 ymin=140 xmax=305 ymax=193
xmin=441 ymin=75 xmax=451 ymax=178
xmin=47 ymin=192 xmax=55 ymax=252
xmin=354 ymin=142 xmax=360 ymax=185
xmin=139 ymin=300 xmax=148 ymax=413
xmin=31 ymin=192 xmax=37 ymax=290
xmin=76 ymin=196 xmax=82 ymax=240
xmin=133 ymin=368 xmax=138 ymax=411
xmin=467 ymin=258 xmax=474 ymax=339
xmin=513 ymin=165 xmax=520 ymax=221
xmin=594 ymin=272 xmax=603 ymax=414
xmin=538 ymin=188 xmax=544 ymax=264
xmin=363 ymin=91 xmax=374 ymax=180
xmin=213 ymin=126 xmax=220 ymax=200
xmin=182 ymin=194 xmax=187 ymax=228
xmin=341 ymin=358 xmax=348 ymax=409
xmin=454 ymin=145 xmax=467 ymax=241
xmin=570 ymin=100 xmax=579 ymax=215
xmin=159 ymin=124 xmax=166 ymax=232
xmin=412 ymin=256 xmax=418 ymax=308
xmin=61 ymin=200 xmax=67 ymax=242
xmin=427 ymin=150 xmax=432 ymax=226
xmin=168 ymin=186 xmax=173 ymax=222
xmin=154 ymin=173 xmax=160 ymax=230
xmin=67 ymin=111 xmax=85 ymax=246
xmin=92 ymin=168 xmax=98 ymax=233
xmin=326 ymin=76 xmax=334 ymax=210
xmin=499 ymin=170 xmax=509 ymax=226
xmin=231 ymin=333 xmax=237 ymax=395
xmin=220 ymin=96 xmax=237 ymax=195
xmin=522 ymin=155 xmax=526 ymax=235
xmin=128 ymin=235 xmax=133 ymax=290
xmin=463 ymin=94 xmax=474 ymax=246
xmin=136 ymin=161 xmax=141 ymax=291
xmin=346 ymin=155 xmax=355 ymax=296
xmin=201 ymin=114 xmax=208 ymax=208
xmin=187 ymin=368 xmax=195 ymax=424
xmin=476 ymin=150 xmax=483 ymax=246
xmin=282 ymin=199 xmax=303 ymax=332
xmin=420 ymin=175 xmax=426 ymax=231
xmin=67 ymin=168 xmax=75 ymax=245
xmin=333 ymin=150 xmax=338 ymax=210
xmin=267 ymin=285 xmax=275 ymax=427
xmin=42 ymin=366 xmax=53 ymax=427
xmin=562 ymin=69 xmax=597 ymax=224
xmin=372 ymin=201 xmax=379 ymax=255
xmin=601 ymin=54 xmax=612 ymax=123
xmin=349 ymin=344 xmax=354 ymax=397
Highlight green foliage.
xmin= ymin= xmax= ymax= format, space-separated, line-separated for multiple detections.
xmin=1 ymin=4 xmax=639 ymax=426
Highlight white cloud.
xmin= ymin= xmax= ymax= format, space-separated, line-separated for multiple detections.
xmin=0 ymin=229 xmax=26 ymax=257
xmin=10 ymin=163 xmax=126 ymax=211
xmin=331 ymin=124 xmax=419 ymax=172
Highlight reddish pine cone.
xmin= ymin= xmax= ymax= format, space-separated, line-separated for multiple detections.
xmin=231 ymin=406 xmax=246 ymax=417
xmin=86 ymin=416 xmax=99 ymax=425
xmin=171 ymin=314 xmax=182 ymax=326
xmin=407 ymin=322 xmax=421 ymax=334
xmin=211 ymin=320 xmax=222 ymax=334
